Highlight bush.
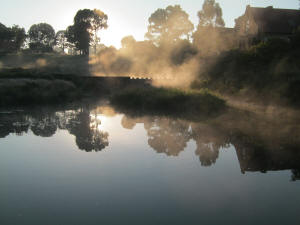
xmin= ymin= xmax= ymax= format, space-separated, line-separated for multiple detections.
xmin=111 ymin=87 xmax=226 ymax=120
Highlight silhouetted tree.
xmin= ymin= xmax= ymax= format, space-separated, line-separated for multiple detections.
xmin=10 ymin=25 xmax=26 ymax=51
xmin=67 ymin=9 xmax=108 ymax=55
xmin=0 ymin=23 xmax=26 ymax=53
xmin=0 ymin=23 xmax=12 ymax=52
xmin=28 ymin=23 xmax=55 ymax=52
xmin=145 ymin=5 xmax=194 ymax=46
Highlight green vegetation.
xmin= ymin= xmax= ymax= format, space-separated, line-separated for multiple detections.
xmin=0 ymin=23 xmax=26 ymax=54
xmin=0 ymin=68 xmax=149 ymax=106
xmin=111 ymin=87 xmax=226 ymax=119
xmin=192 ymin=36 xmax=300 ymax=106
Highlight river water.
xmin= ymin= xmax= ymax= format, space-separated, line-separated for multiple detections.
xmin=1 ymin=102 xmax=300 ymax=225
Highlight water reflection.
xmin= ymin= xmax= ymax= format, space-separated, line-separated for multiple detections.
xmin=66 ymin=109 xmax=109 ymax=152
xmin=119 ymin=111 xmax=300 ymax=180
xmin=0 ymin=106 xmax=109 ymax=152
xmin=1 ymin=104 xmax=300 ymax=180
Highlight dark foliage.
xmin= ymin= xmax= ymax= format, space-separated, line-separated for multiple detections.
xmin=0 ymin=23 xmax=26 ymax=53
xmin=111 ymin=87 xmax=226 ymax=120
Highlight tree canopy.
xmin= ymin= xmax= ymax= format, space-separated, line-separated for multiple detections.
xmin=28 ymin=23 xmax=55 ymax=52
xmin=145 ymin=5 xmax=194 ymax=46
xmin=66 ymin=9 xmax=108 ymax=55
xmin=192 ymin=0 xmax=227 ymax=55
xmin=0 ymin=23 xmax=26 ymax=52
xmin=197 ymin=0 xmax=225 ymax=28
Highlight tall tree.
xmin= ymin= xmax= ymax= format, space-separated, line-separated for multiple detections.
xmin=0 ymin=23 xmax=13 ymax=52
xmin=193 ymin=0 xmax=226 ymax=55
xmin=197 ymin=0 xmax=225 ymax=27
xmin=28 ymin=23 xmax=55 ymax=52
xmin=10 ymin=25 xmax=26 ymax=51
xmin=145 ymin=5 xmax=194 ymax=46
xmin=90 ymin=9 xmax=108 ymax=54
xmin=67 ymin=9 xmax=108 ymax=55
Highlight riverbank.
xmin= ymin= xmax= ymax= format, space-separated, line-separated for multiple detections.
xmin=0 ymin=68 xmax=226 ymax=120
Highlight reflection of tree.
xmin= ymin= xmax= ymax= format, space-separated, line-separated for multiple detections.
xmin=31 ymin=115 xmax=58 ymax=137
xmin=191 ymin=124 xmax=229 ymax=166
xmin=120 ymin=115 xmax=191 ymax=156
xmin=120 ymin=115 xmax=228 ymax=160
xmin=2 ymin=105 xmax=300 ymax=182
xmin=67 ymin=109 xmax=109 ymax=152
xmin=195 ymin=143 xmax=219 ymax=166
xmin=143 ymin=117 xmax=190 ymax=156
xmin=0 ymin=113 xmax=29 ymax=138
xmin=121 ymin=115 xmax=137 ymax=130
xmin=0 ymin=107 xmax=110 ymax=153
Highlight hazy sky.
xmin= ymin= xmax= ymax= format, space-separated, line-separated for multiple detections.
xmin=0 ymin=0 xmax=298 ymax=48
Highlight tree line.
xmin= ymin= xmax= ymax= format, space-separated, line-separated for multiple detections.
xmin=0 ymin=8 xmax=108 ymax=55
xmin=0 ymin=0 xmax=234 ymax=56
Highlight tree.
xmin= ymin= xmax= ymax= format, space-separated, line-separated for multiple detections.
xmin=10 ymin=25 xmax=26 ymax=51
xmin=193 ymin=0 xmax=227 ymax=55
xmin=55 ymin=30 xmax=67 ymax=53
xmin=67 ymin=9 xmax=108 ymax=55
xmin=0 ymin=23 xmax=13 ymax=52
xmin=197 ymin=0 xmax=225 ymax=28
xmin=90 ymin=9 xmax=108 ymax=54
xmin=145 ymin=5 xmax=194 ymax=46
xmin=66 ymin=109 xmax=109 ymax=152
xmin=0 ymin=23 xmax=26 ymax=52
xmin=28 ymin=23 xmax=55 ymax=52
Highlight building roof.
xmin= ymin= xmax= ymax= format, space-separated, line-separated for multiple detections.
xmin=247 ymin=6 xmax=300 ymax=35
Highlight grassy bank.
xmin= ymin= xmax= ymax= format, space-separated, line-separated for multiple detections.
xmin=111 ymin=87 xmax=226 ymax=120
xmin=0 ymin=68 xmax=150 ymax=106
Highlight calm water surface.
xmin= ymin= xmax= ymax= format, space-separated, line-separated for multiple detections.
xmin=1 ymin=103 xmax=300 ymax=225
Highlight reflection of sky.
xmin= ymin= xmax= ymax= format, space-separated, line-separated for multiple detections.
xmin=1 ymin=112 xmax=300 ymax=225
xmin=0 ymin=0 xmax=298 ymax=48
